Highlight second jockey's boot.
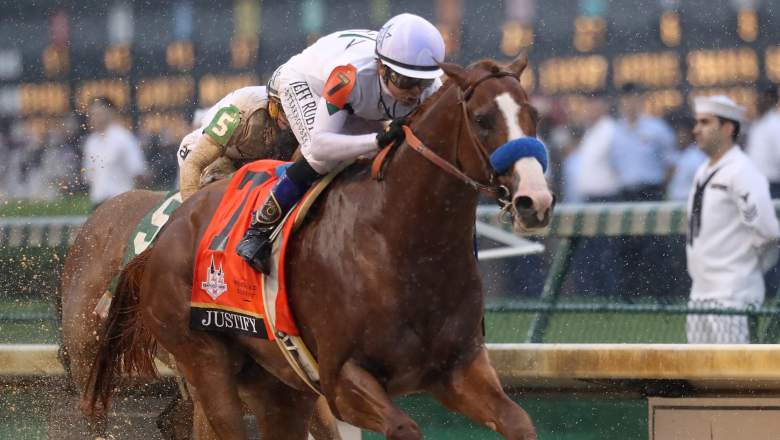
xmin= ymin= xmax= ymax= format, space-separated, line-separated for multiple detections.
xmin=236 ymin=160 xmax=321 ymax=274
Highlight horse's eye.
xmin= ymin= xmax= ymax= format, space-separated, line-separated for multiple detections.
xmin=474 ymin=114 xmax=493 ymax=130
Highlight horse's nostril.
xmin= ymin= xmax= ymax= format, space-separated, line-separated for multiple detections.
xmin=513 ymin=196 xmax=533 ymax=211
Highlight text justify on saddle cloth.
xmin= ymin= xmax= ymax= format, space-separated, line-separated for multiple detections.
xmin=283 ymin=81 xmax=317 ymax=145
xmin=199 ymin=309 xmax=260 ymax=334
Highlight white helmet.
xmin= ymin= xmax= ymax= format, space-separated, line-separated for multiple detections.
xmin=266 ymin=65 xmax=282 ymax=100
xmin=375 ymin=13 xmax=445 ymax=80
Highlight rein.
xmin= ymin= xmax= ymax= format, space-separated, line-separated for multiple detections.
xmin=372 ymin=71 xmax=520 ymax=202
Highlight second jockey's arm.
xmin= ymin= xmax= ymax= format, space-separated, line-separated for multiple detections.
xmin=307 ymin=96 xmax=378 ymax=164
xmin=180 ymin=135 xmax=224 ymax=200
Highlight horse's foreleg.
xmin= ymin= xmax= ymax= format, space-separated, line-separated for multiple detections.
xmin=327 ymin=359 xmax=421 ymax=440
xmin=429 ymin=347 xmax=536 ymax=440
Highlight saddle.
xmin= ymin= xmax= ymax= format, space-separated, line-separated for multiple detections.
xmin=191 ymin=160 xmax=349 ymax=393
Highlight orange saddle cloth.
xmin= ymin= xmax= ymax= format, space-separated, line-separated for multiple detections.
xmin=190 ymin=160 xmax=301 ymax=340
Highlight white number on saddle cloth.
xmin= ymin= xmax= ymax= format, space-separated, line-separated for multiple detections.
xmin=133 ymin=193 xmax=183 ymax=254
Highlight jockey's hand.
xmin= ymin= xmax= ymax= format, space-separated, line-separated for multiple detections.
xmin=376 ymin=117 xmax=408 ymax=149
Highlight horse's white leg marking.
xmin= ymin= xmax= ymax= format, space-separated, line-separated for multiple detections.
xmin=494 ymin=92 xmax=525 ymax=140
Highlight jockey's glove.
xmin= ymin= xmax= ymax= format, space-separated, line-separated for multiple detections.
xmin=376 ymin=117 xmax=408 ymax=149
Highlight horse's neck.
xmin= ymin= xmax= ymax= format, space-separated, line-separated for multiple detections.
xmin=381 ymin=93 xmax=481 ymax=247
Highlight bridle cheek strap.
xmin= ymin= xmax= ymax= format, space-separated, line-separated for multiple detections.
xmin=399 ymin=126 xmax=506 ymax=197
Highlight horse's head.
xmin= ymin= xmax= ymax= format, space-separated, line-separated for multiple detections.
xmin=438 ymin=54 xmax=555 ymax=233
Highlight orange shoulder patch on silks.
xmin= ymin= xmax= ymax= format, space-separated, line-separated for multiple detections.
xmin=324 ymin=64 xmax=357 ymax=115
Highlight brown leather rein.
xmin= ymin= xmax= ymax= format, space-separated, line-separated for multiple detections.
xmin=372 ymin=70 xmax=521 ymax=203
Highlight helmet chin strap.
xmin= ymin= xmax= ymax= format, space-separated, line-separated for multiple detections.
xmin=377 ymin=61 xmax=420 ymax=119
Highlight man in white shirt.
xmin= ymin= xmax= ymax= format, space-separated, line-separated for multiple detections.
xmin=686 ymin=95 xmax=780 ymax=343
xmin=666 ymin=112 xmax=706 ymax=201
xmin=569 ymin=95 xmax=621 ymax=297
xmin=746 ymin=86 xmax=780 ymax=199
xmin=81 ymin=97 xmax=147 ymax=208
xmin=746 ymin=86 xmax=780 ymax=318
xmin=575 ymin=94 xmax=619 ymax=202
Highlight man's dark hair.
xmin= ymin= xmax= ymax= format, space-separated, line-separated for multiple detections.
xmin=665 ymin=108 xmax=694 ymax=132
xmin=92 ymin=96 xmax=116 ymax=110
xmin=717 ymin=117 xmax=741 ymax=142
xmin=620 ymin=82 xmax=640 ymax=94
xmin=763 ymin=85 xmax=779 ymax=105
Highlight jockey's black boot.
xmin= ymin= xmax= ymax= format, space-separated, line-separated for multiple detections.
xmin=236 ymin=160 xmax=321 ymax=274
xmin=236 ymin=199 xmax=284 ymax=274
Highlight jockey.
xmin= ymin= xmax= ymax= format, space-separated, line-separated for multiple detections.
xmin=177 ymin=86 xmax=297 ymax=200
xmin=236 ymin=13 xmax=446 ymax=273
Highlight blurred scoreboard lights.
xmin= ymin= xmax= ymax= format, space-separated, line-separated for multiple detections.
xmin=764 ymin=47 xmax=780 ymax=83
xmin=660 ymin=11 xmax=681 ymax=47
xmin=5 ymin=4 xmax=780 ymax=138
xmin=574 ymin=16 xmax=606 ymax=53
xmin=230 ymin=37 xmax=259 ymax=69
xmin=642 ymin=89 xmax=683 ymax=116
xmin=539 ymin=56 xmax=608 ymax=94
xmin=18 ymin=83 xmax=70 ymax=116
xmin=198 ymin=74 xmax=258 ymax=107
xmin=139 ymin=112 xmax=190 ymax=136
xmin=136 ymin=76 xmax=196 ymax=136
xmin=105 ymin=44 xmax=132 ymax=74
xmin=501 ymin=21 xmax=534 ymax=56
xmin=136 ymin=76 xmax=195 ymax=111
xmin=76 ymin=79 xmax=130 ymax=110
xmin=687 ymin=48 xmax=759 ymax=86
xmin=613 ymin=52 xmax=680 ymax=88
xmin=737 ymin=8 xmax=758 ymax=43
xmin=166 ymin=41 xmax=195 ymax=71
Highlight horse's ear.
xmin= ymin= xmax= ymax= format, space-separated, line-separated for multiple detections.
xmin=507 ymin=52 xmax=529 ymax=78
xmin=439 ymin=62 xmax=469 ymax=90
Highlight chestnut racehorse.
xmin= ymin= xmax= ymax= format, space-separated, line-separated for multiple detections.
xmin=87 ymin=54 xmax=553 ymax=439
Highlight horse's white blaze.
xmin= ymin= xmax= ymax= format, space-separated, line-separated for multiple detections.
xmin=494 ymin=92 xmax=525 ymax=140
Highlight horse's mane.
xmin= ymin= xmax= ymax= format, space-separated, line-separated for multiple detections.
xmin=408 ymin=59 xmax=508 ymax=124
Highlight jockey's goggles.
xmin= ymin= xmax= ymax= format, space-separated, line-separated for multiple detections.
xmin=268 ymin=98 xmax=282 ymax=120
xmin=385 ymin=67 xmax=435 ymax=90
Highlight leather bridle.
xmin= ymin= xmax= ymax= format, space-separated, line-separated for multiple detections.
xmin=399 ymin=70 xmax=523 ymax=205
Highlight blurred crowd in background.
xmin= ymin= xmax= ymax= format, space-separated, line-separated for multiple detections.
xmin=0 ymin=112 xmax=179 ymax=201
xmin=4 ymin=0 xmax=780 ymax=308
xmin=1 ymin=81 xmax=777 ymax=205
xmin=3 ymin=0 xmax=780 ymax=204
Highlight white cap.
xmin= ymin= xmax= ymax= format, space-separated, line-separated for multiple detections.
xmin=693 ymin=95 xmax=746 ymax=123
xmin=375 ymin=13 xmax=445 ymax=79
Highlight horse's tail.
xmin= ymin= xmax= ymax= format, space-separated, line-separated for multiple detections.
xmin=82 ymin=248 xmax=159 ymax=416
